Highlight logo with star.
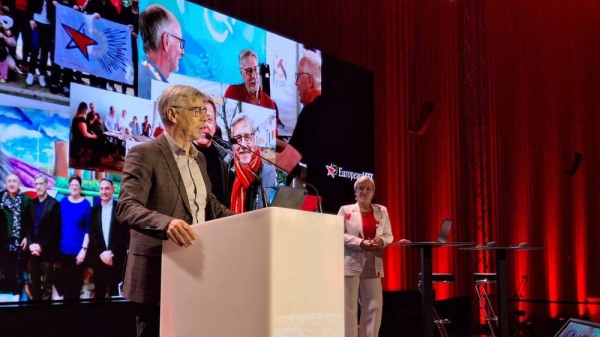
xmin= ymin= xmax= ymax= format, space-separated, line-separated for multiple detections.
xmin=62 ymin=23 xmax=98 ymax=60
xmin=325 ymin=163 xmax=338 ymax=178
xmin=61 ymin=22 xmax=130 ymax=75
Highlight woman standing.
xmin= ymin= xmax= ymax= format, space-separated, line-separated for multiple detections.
xmin=338 ymin=175 xmax=393 ymax=337
xmin=55 ymin=175 xmax=90 ymax=299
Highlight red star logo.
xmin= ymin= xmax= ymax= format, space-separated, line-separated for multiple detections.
xmin=62 ymin=23 xmax=98 ymax=60
xmin=325 ymin=164 xmax=337 ymax=178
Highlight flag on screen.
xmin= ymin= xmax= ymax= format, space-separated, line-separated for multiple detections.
xmin=54 ymin=5 xmax=133 ymax=85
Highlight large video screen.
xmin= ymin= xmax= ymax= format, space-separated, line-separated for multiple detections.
xmin=0 ymin=0 xmax=373 ymax=303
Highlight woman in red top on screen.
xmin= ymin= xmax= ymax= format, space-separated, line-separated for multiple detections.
xmin=338 ymin=175 xmax=393 ymax=337
xmin=223 ymin=48 xmax=276 ymax=109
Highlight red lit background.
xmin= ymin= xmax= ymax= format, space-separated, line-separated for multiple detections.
xmin=195 ymin=0 xmax=600 ymax=319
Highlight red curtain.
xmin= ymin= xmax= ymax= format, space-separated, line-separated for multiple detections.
xmin=196 ymin=0 xmax=600 ymax=319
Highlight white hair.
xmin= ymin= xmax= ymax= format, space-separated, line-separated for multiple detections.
xmin=299 ymin=50 xmax=322 ymax=87
xmin=231 ymin=113 xmax=255 ymax=131
xmin=140 ymin=4 xmax=174 ymax=53
xmin=354 ymin=175 xmax=375 ymax=191
xmin=238 ymin=49 xmax=258 ymax=66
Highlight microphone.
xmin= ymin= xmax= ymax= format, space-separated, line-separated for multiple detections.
xmin=208 ymin=134 xmax=232 ymax=151
xmin=224 ymin=135 xmax=323 ymax=213
xmin=205 ymin=134 xmax=268 ymax=211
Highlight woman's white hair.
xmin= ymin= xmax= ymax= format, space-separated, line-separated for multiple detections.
xmin=353 ymin=175 xmax=375 ymax=191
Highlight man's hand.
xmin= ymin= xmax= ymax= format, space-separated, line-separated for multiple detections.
xmin=29 ymin=243 xmax=42 ymax=256
xmin=100 ymin=250 xmax=113 ymax=266
xmin=166 ymin=219 xmax=196 ymax=247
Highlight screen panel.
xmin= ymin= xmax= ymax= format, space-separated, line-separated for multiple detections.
xmin=0 ymin=0 xmax=373 ymax=304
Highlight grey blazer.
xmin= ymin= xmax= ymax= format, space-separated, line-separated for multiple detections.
xmin=116 ymin=134 xmax=233 ymax=304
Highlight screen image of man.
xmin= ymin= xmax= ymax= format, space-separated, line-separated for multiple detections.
xmin=224 ymin=49 xmax=276 ymax=109
xmin=28 ymin=173 xmax=61 ymax=301
xmin=193 ymin=97 xmax=232 ymax=207
xmin=228 ymin=114 xmax=277 ymax=213
xmin=138 ymin=4 xmax=185 ymax=99
xmin=276 ymin=50 xmax=323 ymax=173
xmin=88 ymin=179 xmax=129 ymax=298
xmin=116 ymin=85 xmax=233 ymax=337
xmin=0 ymin=173 xmax=32 ymax=300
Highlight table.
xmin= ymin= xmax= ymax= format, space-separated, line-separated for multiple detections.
xmin=460 ymin=246 xmax=544 ymax=337
xmin=390 ymin=242 xmax=475 ymax=337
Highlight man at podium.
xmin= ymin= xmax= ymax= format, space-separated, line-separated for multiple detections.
xmin=116 ymin=85 xmax=233 ymax=337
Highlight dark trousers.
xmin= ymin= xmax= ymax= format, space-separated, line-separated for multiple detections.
xmin=54 ymin=253 xmax=83 ymax=300
xmin=27 ymin=256 xmax=54 ymax=300
xmin=133 ymin=302 xmax=160 ymax=337
xmin=0 ymin=249 xmax=27 ymax=295
xmin=8 ymin=9 xmax=32 ymax=65
xmin=28 ymin=21 xmax=53 ymax=75
xmin=93 ymin=262 xmax=123 ymax=298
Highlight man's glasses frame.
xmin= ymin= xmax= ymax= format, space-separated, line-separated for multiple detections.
xmin=232 ymin=133 xmax=255 ymax=144
xmin=171 ymin=106 xmax=207 ymax=117
xmin=295 ymin=72 xmax=310 ymax=81
xmin=241 ymin=66 xmax=260 ymax=75
xmin=168 ymin=33 xmax=185 ymax=49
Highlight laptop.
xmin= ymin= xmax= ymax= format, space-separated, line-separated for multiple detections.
xmin=398 ymin=218 xmax=452 ymax=244
xmin=554 ymin=318 xmax=600 ymax=337
xmin=269 ymin=186 xmax=308 ymax=210
xmin=436 ymin=218 xmax=453 ymax=243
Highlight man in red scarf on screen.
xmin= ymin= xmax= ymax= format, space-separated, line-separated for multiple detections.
xmin=228 ymin=114 xmax=277 ymax=213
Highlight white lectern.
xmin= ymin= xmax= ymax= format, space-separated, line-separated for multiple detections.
xmin=161 ymin=207 xmax=344 ymax=337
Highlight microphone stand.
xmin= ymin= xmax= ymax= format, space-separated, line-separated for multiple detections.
xmin=206 ymin=134 xmax=269 ymax=210
xmin=212 ymin=135 xmax=323 ymax=213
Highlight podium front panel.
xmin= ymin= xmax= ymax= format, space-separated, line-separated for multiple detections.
xmin=161 ymin=207 xmax=344 ymax=337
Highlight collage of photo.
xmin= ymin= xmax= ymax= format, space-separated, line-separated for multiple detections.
xmin=1 ymin=0 xmax=324 ymax=303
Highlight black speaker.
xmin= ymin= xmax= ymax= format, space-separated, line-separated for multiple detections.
xmin=380 ymin=292 xmax=471 ymax=337
xmin=380 ymin=290 xmax=423 ymax=337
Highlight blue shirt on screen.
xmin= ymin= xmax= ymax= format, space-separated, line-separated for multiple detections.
xmin=59 ymin=198 xmax=91 ymax=256
xmin=138 ymin=58 xmax=168 ymax=99
xmin=34 ymin=198 xmax=46 ymax=236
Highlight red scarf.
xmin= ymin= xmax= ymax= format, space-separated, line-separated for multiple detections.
xmin=230 ymin=152 xmax=262 ymax=213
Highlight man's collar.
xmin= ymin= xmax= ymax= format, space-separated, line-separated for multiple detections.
xmin=164 ymin=131 xmax=198 ymax=158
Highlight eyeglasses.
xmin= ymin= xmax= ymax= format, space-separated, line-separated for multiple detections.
xmin=295 ymin=72 xmax=310 ymax=81
xmin=171 ymin=106 xmax=207 ymax=117
xmin=168 ymin=33 xmax=185 ymax=49
xmin=241 ymin=66 xmax=259 ymax=75
xmin=232 ymin=133 xmax=255 ymax=144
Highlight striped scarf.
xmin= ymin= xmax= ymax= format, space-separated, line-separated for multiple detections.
xmin=230 ymin=153 xmax=262 ymax=213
